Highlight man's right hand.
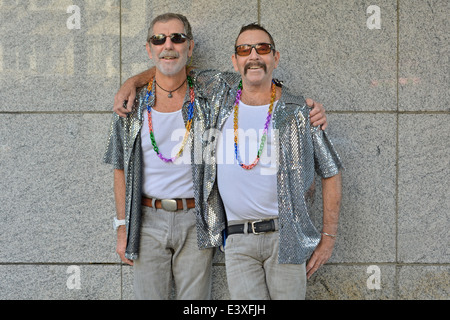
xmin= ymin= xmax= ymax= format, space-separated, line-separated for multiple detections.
xmin=116 ymin=226 xmax=133 ymax=265
xmin=113 ymin=68 xmax=156 ymax=117
xmin=113 ymin=79 xmax=137 ymax=118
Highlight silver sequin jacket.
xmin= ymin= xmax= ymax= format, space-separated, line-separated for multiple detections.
xmin=104 ymin=69 xmax=342 ymax=264
xmin=201 ymin=72 xmax=343 ymax=264
xmin=103 ymin=71 xmax=228 ymax=259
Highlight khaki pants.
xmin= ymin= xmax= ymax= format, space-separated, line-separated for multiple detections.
xmin=224 ymin=223 xmax=306 ymax=300
xmin=133 ymin=205 xmax=214 ymax=300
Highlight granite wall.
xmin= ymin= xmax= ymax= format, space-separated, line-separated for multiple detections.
xmin=0 ymin=0 xmax=448 ymax=300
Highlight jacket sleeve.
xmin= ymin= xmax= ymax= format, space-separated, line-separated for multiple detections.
xmin=103 ymin=113 xmax=125 ymax=170
xmin=311 ymin=125 xmax=343 ymax=178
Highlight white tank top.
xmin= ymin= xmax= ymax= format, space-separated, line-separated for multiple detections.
xmin=217 ymin=101 xmax=279 ymax=222
xmin=141 ymin=108 xmax=194 ymax=199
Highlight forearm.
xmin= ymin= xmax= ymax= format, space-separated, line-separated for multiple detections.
xmin=113 ymin=169 xmax=126 ymax=220
xmin=306 ymin=172 xmax=342 ymax=278
xmin=321 ymin=172 xmax=342 ymax=235
xmin=113 ymin=169 xmax=133 ymax=265
xmin=128 ymin=68 xmax=155 ymax=87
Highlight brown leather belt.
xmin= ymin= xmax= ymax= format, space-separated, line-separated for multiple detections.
xmin=142 ymin=197 xmax=195 ymax=212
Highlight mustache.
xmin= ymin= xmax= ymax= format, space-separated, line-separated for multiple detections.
xmin=159 ymin=50 xmax=180 ymax=59
xmin=244 ymin=61 xmax=267 ymax=75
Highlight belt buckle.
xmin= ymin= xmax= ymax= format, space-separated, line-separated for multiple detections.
xmin=161 ymin=199 xmax=178 ymax=212
xmin=250 ymin=220 xmax=264 ymax=235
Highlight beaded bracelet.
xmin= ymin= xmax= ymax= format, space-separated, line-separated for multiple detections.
xmin=321 ymin=232 xmax=337 ymax=238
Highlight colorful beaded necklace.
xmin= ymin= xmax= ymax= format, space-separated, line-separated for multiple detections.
xmin=233 ymin=79 xmax=276 ymax=170
xmin=144 ymin=76 xmax=195 ymax=163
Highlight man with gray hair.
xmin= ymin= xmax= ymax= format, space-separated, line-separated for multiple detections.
xmin=104 ymin=13 xmax=216 ymax=300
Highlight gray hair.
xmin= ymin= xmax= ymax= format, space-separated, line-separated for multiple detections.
xmin=147 ymin=13 xmax=193 ymax=43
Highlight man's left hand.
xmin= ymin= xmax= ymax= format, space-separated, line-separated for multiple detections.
xmin=306 ymin=235 xmax=335 ymax=279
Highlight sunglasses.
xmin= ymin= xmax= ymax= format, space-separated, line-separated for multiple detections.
xmin=235 ymin=43 xmax=275 ymax=56
xmin=149 ymin=33 xmax=190 ymax=45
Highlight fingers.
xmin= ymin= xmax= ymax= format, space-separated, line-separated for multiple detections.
xmin=311 ymin=116 xmax=328 ymax=130
xmin=116 ymin=227 xmax=133 ymax=265
xmin=116 ymin=249 xmax=134 ymax=266
xmin=113 ymin=96 xmax=131 ymax=118
xmin=306 ymin=256 xmax=322 ymax=279
xmin=306 ymin=257 xmax=327 ymax=279
xmin=113 ymin=85 xmax=137 ymax=118
xmin=121 ymin=255 xmax=134 ymax=266
xmin=305 ymin=98 xmax=314 ymax=108
xmin=306 ymin=246 xmax=332 ymax=279
xmin=126 ymin=96 xmax=135 ymax=110
xmin=116 ymin=103 xmax=131 ymax=118
xmin=310 ymin=111 xmax=327 ymax=126
xmin=306 ymin=98 xmax=328 ymax=130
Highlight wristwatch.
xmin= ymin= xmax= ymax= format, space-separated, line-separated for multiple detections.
xmin=113 ymin=217 xmax=126 ymax=231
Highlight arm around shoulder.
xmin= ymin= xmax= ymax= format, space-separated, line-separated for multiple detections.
xmin=114 ymin=68 xmax=156 ymax=117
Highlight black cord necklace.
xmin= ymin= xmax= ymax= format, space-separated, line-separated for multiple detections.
xmin=155 ymin=78 xmax=187 ymax=98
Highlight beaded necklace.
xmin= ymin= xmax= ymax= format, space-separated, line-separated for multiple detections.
xmin=144 ymin=76 xmax=194 ymax=163
xmin=233 ymin=79 xmax=277 ymax=170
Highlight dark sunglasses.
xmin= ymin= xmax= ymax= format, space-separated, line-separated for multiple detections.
xmin=235 ymin=43 xmax=275 ymax=56
xmin=149 ymin=33 xmax=190 ymax=45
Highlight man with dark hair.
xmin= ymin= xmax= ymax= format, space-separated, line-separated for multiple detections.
xmin=207 ymin=23 xmax=343 ymax=299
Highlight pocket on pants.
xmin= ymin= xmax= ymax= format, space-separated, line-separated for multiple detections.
xmin=224 ymin=234 xmax=245 ymax=255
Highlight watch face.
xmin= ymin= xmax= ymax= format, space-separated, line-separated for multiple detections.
xmin=114 ymin=218 xmax=125 ymax=229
